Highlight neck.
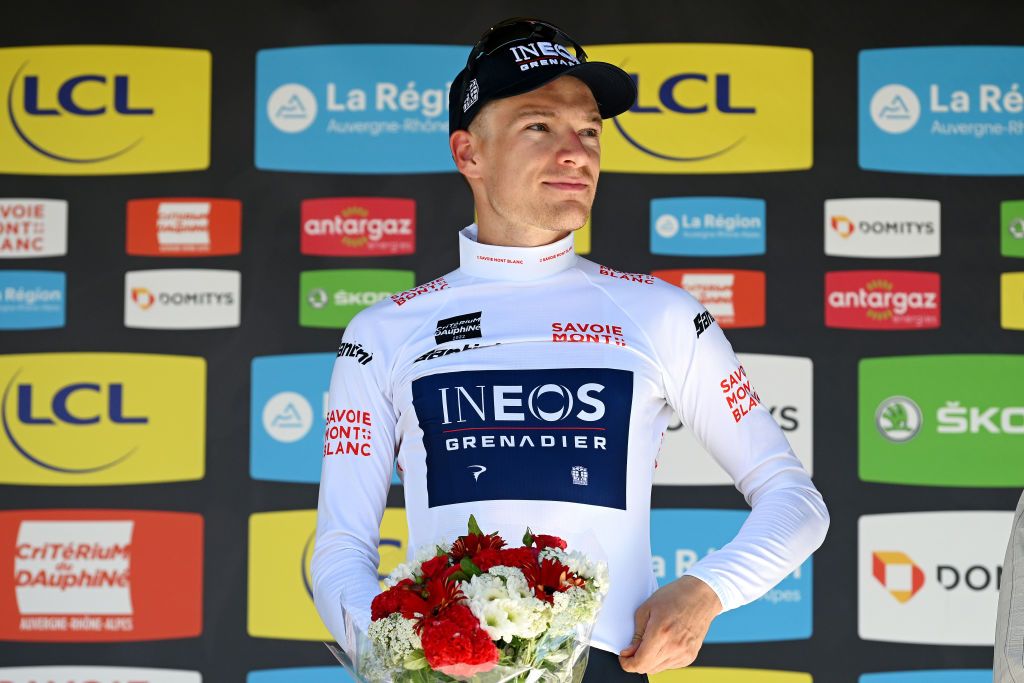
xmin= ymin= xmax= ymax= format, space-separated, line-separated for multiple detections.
xmin=475 ymin=204 xmax=572 ymax=248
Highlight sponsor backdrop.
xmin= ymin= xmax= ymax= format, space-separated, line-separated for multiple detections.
xmin=0 ymin=1 xmax=1019 ymax=681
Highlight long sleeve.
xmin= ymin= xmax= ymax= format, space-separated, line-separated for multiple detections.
xmin=311 ymin=311 xmax=397 ymax=652
xmin=657 ymin=286 xmax=830 ymax=612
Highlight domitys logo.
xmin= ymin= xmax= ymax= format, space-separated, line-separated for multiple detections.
xmin=872 ymin=551 xmax=925 ymax=603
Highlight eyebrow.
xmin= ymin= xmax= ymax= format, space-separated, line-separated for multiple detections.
xmin=511 ymin=109 xmax=603 ymax=125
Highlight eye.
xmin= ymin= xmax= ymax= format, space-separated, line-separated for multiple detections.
xmin=526 ymin=122 xmax=549 ymax=132
xmin=580 ymin=127 xmax=600 ymax=138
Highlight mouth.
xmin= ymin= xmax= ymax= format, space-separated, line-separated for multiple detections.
xmin=542 ymin=181 xmax=590 ymax=192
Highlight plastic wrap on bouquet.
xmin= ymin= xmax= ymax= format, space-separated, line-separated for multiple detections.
xmin=324 ymin=516 xmax=609 ymax=683
xmin=326 ymin=613 xmax=598 ymax=682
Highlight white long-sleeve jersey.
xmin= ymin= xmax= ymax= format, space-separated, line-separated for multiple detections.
xmin=312 ymin=224 xmax=829 ymax=655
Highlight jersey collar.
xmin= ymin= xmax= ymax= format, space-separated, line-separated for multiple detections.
xmin=458 ymin=224 xmax=577 ymax=281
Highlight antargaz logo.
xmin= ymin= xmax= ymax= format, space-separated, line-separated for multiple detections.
xmin=587 ymin=44 xmax=812 ymax=173
xmin=0 ymin=46 xmax=210 ymax=175
xmin=825 ymin=271 xmax=941 ymax=330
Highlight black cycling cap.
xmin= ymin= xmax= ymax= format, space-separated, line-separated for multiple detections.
xmin=449 ymin=17 xmax=637 ymax=134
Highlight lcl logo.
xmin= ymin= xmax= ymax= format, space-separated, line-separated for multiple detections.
xmin=8 ymin=66 xmax=153 ymax=163
xmin=3 ymin=378 xmax=147 ymax=473
xmin=630 ymin=73 xmax=755 ymax=115
xmin=20 ymin=73 xmax=153 ymax=117
xmin=617 ymin=73 xmax=754 ymax=162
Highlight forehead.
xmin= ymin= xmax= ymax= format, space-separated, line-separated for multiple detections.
xmin=490 ymin=76 xmax=600 ymax=120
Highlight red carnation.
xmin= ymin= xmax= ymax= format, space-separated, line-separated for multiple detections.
xmin=500 ymin=547 xmax=540 ymax=571
xmin=419 ymin=554 xmax=451 ymax=581
xmin=370 ymin=579 xmax=429 ymax=621
xmin=450 ymin=532 xmax=505 ymax=561
xmin=532 ymin=534 xmax=568 ymax=551
xmin=470 ymin=548 xmax=506 ymax=572
xmin=420 ymin=603 xmax=499 ymax=676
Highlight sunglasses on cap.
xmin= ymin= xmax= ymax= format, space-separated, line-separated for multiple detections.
xmin=464 ymin=17 xmax=589 ymax=77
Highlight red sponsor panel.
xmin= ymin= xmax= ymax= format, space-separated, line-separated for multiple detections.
xmin=126 ymin=198 xmax=241 ymax=256
xmin=652 ymin=269 xmax=766 ymax=328
xmin=825 ymin=270 xmax=941 ymax=330
xmin=0 ymin=509 xmax=203 ymax=642
xmin=301 ymin=197 xmax=416 ymax=256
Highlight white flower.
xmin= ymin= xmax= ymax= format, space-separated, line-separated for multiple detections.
xmin=367 ymin=613 xmax=422 ymax=667
xmin=463 ymin=569 xmax=551 ymax=641
xmin=485 ymin=566 xmax=533 ymax=598
xmin=383 ymin=540 xmax=453 ymax=587
xmin=414 ymin=539 xmax=451 ymax=564
xmin=462 ymin=572 xmax=507 ymax=603
xmin=382 ymin=560 xmax=418 ymax=588
xmin=475 ymin=599 xmax=516 ymax=642
xmin=549 ymin=586 xmax=601 ymax=635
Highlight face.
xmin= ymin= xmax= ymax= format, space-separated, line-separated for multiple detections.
xmin=453 ymin=76 xmax=602 ymax=235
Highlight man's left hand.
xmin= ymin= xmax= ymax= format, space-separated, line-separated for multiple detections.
xmin=617 ymin=575 xmax=723 ymax=674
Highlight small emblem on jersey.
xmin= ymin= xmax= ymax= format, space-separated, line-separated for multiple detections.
xmin=693 ymin=309 xmax=717 ymax=338
xmin=415 ymin=342 xmax=498 ymax=363
xmin=337 ymin=341 xmax=374 ymax=364
xmin=468 ymin=464 xmax=487 ymax=481
xmin=412 ymin=368 xmax=633 ymax=510
xmin=434 ymin=311 xmax=482 ymax=344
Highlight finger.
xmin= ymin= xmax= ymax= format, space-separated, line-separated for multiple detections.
xmin=619 ymin=604 xmax=649 ymax=654
xmin=628 ymin=628 xmax=663 ymax=672
xmin=618 ymin=632 xmax=643 ymax=658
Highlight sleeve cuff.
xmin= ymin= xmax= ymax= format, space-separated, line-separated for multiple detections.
xmin=682 ymin=568 xmax=740 ymax=613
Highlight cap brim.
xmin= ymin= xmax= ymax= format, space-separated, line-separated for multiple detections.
xmin=488 ymin=61 xmax=637 ymax=119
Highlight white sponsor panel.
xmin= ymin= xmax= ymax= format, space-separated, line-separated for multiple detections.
xmin=825 ymin=198 xmax=940 ymax=258
xmin=859 ymin=511 xmax=1011 ymax=645
xmin=15 ymin=521 xmax=133 ymax=616
xmin=0 ymin=199 xmax=68 ymax=259
xmin=655 ymin=354 xmax=812 ymax=485
xmin=124 ymin=269 xmax=241 ymax=330
xmin=0 ymin=666 xmax=201 ymax=683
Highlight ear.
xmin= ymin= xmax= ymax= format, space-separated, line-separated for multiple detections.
xmin=450 ymin=130 xmax=484 ymax=179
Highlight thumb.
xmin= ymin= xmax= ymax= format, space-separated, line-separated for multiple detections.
xmin=619 ymin=605 xmax=650 ymax=657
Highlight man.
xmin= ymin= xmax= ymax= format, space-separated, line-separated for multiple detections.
xmin=995 ymin=490 xmax=1024 ymax=682
xmin=312 ymin=18 xmax=829 ymax=680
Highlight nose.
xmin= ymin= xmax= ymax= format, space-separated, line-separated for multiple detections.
xmin=554 ymin=128 xmax=589 ymax=168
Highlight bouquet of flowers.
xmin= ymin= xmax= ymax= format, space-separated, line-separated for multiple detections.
xmin=330 ymin=515 xmax=609 ymax=682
